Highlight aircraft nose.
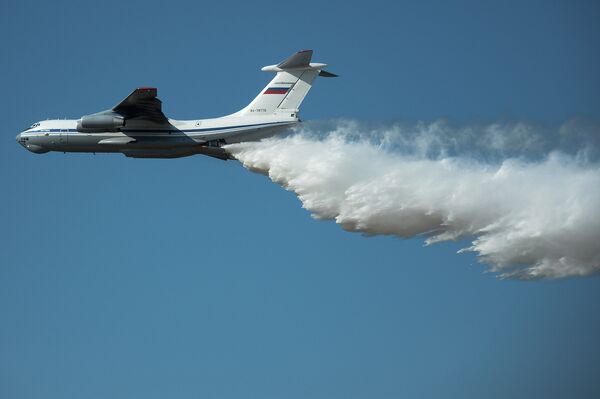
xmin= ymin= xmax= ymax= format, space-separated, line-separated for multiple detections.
xmin=16 ymin=132 xmax=49 ymax=154
xmin=16 ymin=132 xmax=27 ymax=147
xmin=16 ymin=133 xmax=26 ymax=148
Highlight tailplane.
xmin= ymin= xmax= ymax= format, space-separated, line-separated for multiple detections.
xmin=233 ymin=50 xmax=336 ymax=117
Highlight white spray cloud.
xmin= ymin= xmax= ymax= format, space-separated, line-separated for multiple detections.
xmin=225 ymin=120 xmax=600 ymax=280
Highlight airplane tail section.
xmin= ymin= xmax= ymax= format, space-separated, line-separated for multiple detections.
xmin=234 ymin=50 xmax=336 ymax=118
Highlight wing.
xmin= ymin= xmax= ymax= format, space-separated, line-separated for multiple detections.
xmin=113 ymin=87 xmax=168 ymax=123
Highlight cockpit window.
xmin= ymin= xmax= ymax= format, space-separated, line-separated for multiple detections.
xmin=23 ymin=122 xmax=40 ymax=132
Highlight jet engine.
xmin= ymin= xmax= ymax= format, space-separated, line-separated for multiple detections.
xmin=77 ymin=112 xmax=125 ymax=133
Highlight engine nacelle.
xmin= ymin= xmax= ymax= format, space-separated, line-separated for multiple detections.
xmin=77 ymin=112 xmax=125 ymax=133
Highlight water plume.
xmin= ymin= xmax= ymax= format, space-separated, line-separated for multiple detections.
xmin=226 ymin=120 xmax=600 ymax=279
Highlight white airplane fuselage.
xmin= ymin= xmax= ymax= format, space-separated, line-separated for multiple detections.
xmin=16 ymin=50 xmax=335 ymax=159
xmin=16 ymin=115 xmax=298 ymax=159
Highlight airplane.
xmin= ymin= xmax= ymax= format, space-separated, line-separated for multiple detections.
xmin=16 ymin=50 xmax=336 ymax=160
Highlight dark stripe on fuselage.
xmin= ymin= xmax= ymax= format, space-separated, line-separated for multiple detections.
xmin=24 ymin=121 xmax=293 ymax=135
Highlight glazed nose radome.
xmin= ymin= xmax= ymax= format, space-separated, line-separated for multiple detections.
xmin=15 ymin=133 xmax=26 ymax=148
xmin=16 ymin=133 xmax=48 ymax=154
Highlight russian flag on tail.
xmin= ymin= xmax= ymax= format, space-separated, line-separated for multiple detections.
xmin=264 ymin=87 xmax=289 ymax=95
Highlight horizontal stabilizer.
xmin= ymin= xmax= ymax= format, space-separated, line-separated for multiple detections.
xmin=261 ymin=49 xmax=330 ymax=73
xmin=277 ymin=49 xmax=313 ymax=69
xmin=319 ymin=70 xmax=338 ymax=78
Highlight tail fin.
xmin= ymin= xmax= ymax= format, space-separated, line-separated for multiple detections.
xmin=234 ymin=50 xmax=336 ymax=117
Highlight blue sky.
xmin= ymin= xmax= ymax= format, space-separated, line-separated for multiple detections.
xmin=1 ymin=0 xmax=600 ymax=398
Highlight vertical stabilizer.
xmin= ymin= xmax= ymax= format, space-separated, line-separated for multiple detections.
xmin=233 ymin=50 xmax=336 ymax=118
